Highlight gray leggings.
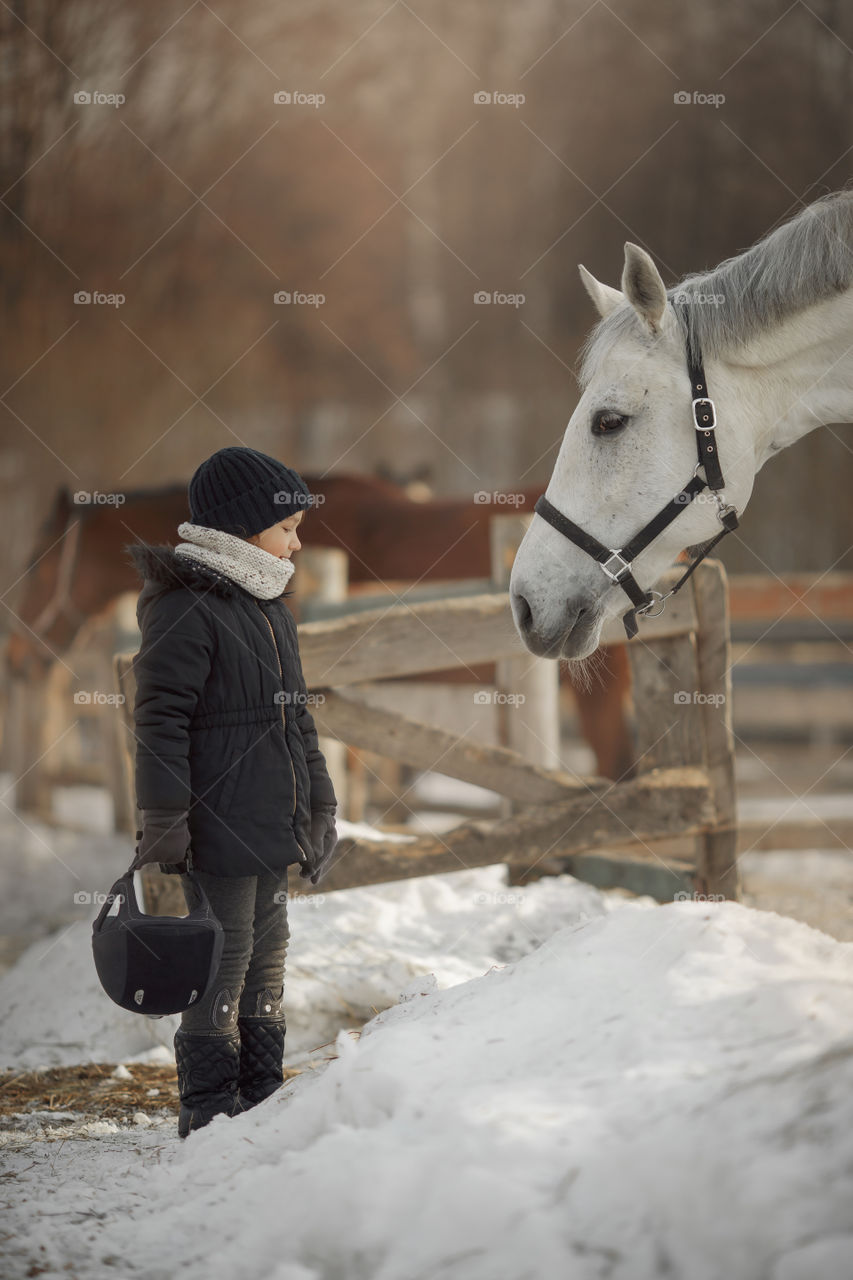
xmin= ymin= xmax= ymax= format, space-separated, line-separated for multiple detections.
xmin=179 ymin=870 xmax=290 ymax=1035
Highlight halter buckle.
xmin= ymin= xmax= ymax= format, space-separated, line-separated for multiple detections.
xmin=635 ymin=589 xmax=669 ymax=619
xmin=692 ymin=397 xmax=716 ymax=430
xmin=600 ymin=549 xmax=631 ymax=583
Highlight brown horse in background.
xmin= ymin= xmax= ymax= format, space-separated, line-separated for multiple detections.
xmin=3 ymin=477 xmax=633 ymax=785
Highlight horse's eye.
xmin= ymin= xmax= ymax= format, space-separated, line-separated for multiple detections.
xmin=591 ymin=410 xmax=628 ymax=436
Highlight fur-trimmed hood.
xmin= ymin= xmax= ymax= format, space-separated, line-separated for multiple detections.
xmin=127 ymin=541 xmax=243 ymax=597
xmin=125 ymin=541 xmax=293 ymax=624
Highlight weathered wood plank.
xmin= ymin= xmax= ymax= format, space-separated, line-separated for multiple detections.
xmin=298 ymin=577 xmax=698 ymax=686
xmin=311 ymin=687 xmax=608 ymax=802
xmin=309 ymin=766 xmax=713 ymax=892
xmin=111 ymin=653 xmax=137 ymax=833
xmin=625 ymin=624 xmax=706 ymax=898
xmin=491 ymin=516 xmax=561 ymax=773
xmin=555 ymin=853 xmax=696 ymax=902
xmin=627 ymin=631 xmax=705 ymax=773
xmin=490 ymin=514 xmax=561 ymax=842
xmin=299 ymin=592 xmax=521 ymax=685
xmin=601 ymin=583 xmax=697 ymax=645
xmin=113 ymin=652 xmax=175 ymax=915
xmin=296 ymin=546 xmax=350 ymax=816
xmin=728 ymin=572 xmax=853 ymax=621
xmin=691 ymin=560 xmax=740 ymax=900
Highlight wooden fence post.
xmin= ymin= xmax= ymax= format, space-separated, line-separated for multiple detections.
xmin=625 ymin=623 xmax=706 ymax=898
xmin=490 ymin=513 xmax=561 ymax=883
xmin=296 ymin=546 xmax=349 ymax=819
xmin=690 ymin=561 xmax=740 ymax=900
xmin=113 ymin=652 xmax=186 ymax=916
xmin=6 ymin=677 xmax=52 ymax=818
xmin=490 ymin=514 xmax=561 ymax=774
xmin=625 ymin=558 xmax=739 ymax=901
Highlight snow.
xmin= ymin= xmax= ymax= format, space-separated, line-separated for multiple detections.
xmin=2 ymin=788 xmax=853 ymax=1278
xmin=0 ymin=863 xmax=614 ymax=1070
xmin=740 ymin=848 xmax=853 ymax=942
xmin=2 ymin=885 xmax=853 ymax=1278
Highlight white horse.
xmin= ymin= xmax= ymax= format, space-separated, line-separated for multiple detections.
xmin=510 ymin=189 xmax=853 ymax=660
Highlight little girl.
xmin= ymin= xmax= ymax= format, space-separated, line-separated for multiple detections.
xmin=126 ymin=446 xmax=338 ymax=1138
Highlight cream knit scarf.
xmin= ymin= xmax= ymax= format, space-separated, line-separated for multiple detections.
xmin=174 ymin=521 xmax=295 ymax=600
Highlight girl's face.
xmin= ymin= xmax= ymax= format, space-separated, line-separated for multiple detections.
xmin=248 ymin=510 xmax=304 ymax=559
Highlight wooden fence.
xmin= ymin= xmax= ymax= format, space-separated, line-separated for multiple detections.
xmin=114 ymin=547 xmax=738 ymax=909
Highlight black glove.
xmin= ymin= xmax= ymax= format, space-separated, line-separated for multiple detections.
xmin=299 ymin=806 xmax=338 ymax=886
xmin=132 ymin=809 xmax=191 ymax=873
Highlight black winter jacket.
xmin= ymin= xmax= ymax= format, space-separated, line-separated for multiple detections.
xmin=126 ymin=543 xmax=337 ymax=877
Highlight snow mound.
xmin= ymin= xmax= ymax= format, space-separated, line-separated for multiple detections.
xmin=0 ymin=866 xmax=615 ymax=1068
xmin=39 ymin=900 xmax=853 ymax=1280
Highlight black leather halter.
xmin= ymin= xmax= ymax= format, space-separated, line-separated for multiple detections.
xmin=533 ymin=304 xmax=739 ymax=641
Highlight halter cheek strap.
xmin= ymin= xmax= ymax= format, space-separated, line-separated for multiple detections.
xmin=533 ymin=303 xmax=739 ymax=640
xmin=688 ymin=332 xmax=725 ymax=492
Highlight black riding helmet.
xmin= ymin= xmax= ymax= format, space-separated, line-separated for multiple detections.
xmin=92 ymin=863 xmax=224 ymax=1017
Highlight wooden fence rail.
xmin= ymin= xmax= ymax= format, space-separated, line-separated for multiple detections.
xmin=114 ymin=553 xmax=738 ymax=909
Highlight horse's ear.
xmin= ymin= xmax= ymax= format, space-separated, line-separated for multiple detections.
xmin=578 ymin=264 xmax=623 ymax=319
xmin=621 ymin=242 xmax=668 ymax=334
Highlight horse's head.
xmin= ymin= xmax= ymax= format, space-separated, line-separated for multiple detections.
xmin=511 ymin=242 xmax=757 ymax=659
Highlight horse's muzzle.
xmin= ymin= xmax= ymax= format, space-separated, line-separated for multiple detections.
xmin=510 ymin=590 xmax=601 ymax=660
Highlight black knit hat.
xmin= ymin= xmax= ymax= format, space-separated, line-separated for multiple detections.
xmin=188 ymin=447 xmax=313 ymax=536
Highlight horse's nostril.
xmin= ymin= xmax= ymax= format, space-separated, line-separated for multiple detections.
xmin=514 ymin=592 xmax=532 ymax=630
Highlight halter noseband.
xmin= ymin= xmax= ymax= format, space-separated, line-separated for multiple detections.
xmin=533 ymin=304 xmax=739 ymax=640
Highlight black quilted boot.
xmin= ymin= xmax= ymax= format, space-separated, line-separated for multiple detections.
xmin=174 ymin=1028 xmax=241 ymax=1138
xmin=236 ymin=985 xmax=286 ymax=1111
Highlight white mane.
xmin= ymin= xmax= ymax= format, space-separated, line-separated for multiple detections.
xmin=579 ymin=188 xmax=853 ymax=385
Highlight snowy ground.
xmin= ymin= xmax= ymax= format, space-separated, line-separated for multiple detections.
xmin=2 ymin=892 xmax=852 ymax=1280
xmin=2 ymin=779 xmax=853 ymax=1279
xmin=0 ymin=859 xmax=613 ymax=1072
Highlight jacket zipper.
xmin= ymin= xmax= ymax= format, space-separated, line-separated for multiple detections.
xmin=257 ymin=602 xmax=308 ymax=861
